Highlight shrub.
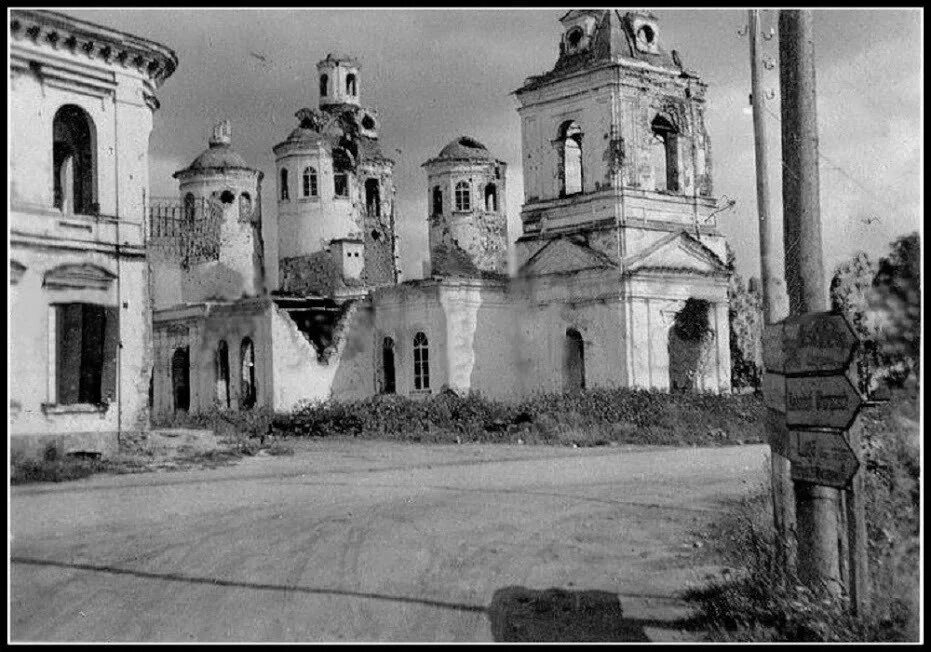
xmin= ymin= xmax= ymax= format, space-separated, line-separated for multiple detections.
xmin=274 ymin=388 xmax=767 ymax=447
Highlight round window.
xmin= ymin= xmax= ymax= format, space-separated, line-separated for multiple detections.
xmin=637 ymin=25 xmax=655 ymax=45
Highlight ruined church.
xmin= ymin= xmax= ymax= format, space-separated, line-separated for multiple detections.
xmin=9 ymin=9 xmax=732 ymax=455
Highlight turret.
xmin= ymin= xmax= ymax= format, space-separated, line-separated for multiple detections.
xmin=423 ymin=136 xmax=508 ymax=277
xmin=172 ymin=119 xmax=265 ymax=299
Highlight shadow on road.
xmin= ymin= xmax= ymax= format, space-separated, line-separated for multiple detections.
xmin=488 ymin=586 xmax=679 ymax=642
xmin=11 ymin=556 xmax=485 ymax=614
xmin=12 ymin=557 xmax=689 ymax=642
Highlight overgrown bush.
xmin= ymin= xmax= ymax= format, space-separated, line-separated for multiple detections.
xmin=10 ymin=452 xmax=108 ymax=485
xmin=684 ymin=391 xmax=920 ymax=641
xmin=274 ymin=388 xmax=767 ymax=447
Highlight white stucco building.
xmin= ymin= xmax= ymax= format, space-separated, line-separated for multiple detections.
xmin=9 ymin=10 xmax=177 ymax=457
xmin=147 ymin=9 xmax=732 ymax=420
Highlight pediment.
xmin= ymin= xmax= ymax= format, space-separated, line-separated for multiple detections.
xmin=623 ymin=231 xmax=728 ymax=276
xmin=43 ymin=264 xmax=116 ymax=291
xmin=520 ymin=237 xmax=618 ymax=277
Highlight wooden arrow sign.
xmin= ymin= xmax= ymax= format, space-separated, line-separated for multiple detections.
xmin=782 ymin=312 xmax=859 ymax=375
xmin=789 ymin=428 xmax=860 ymax=489
xmin=785 ymin=372 xmax=864 ymax=430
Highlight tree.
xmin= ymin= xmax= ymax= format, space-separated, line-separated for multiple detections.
xmin=869 ymin=232 xmax=921 ymax=385
xmin=726 ymin=244 xmax=764 ymax=390
xmin=830 ymin=251 xmax=881 ymax=394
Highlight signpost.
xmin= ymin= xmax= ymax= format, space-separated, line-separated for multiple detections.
xmin=784 ymin=372 xmax=863 ymax=429
xmin=760 ymin=308 xmax=870 ymax=613
xmin=788 ymin=429 xmax=860 ymax=489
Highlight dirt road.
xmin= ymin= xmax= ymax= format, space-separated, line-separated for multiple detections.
xmin=10 ymin=440 xmax=768 ymax=642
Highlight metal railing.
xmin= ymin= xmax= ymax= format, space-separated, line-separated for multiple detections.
xmin=148 ymin=196 xmax=223 ymax=267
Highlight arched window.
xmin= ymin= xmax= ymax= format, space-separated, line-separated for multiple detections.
xmin=280 ymin=168 xmax=289 ymax=201
xmin=650 ymin=114 xmax=679 ymax=192
xmin=484 ymin=183 xmax=498 ymax=212
xmin=240 ymin=337 xmax=256 ymax=409
xmin=413 ymin=332 xmax=430 ymax=391
xmin=381 ymin=336 xmax=396 ymax=394
xmin=346 ymin=73 xmax=357 ymax=96
xmin=454 ymin=181 xmax=471 ymax=212
xmin=183 ymin=192 xmax=196 ymax=223
xmin=564 ymin=329 xmax=586 ymax=392
xmin=215 ymin=340 xmax=230 ymax=408
xmin=303 ymin=166 xmax=318 ymax=197
xmin=239 ymin=192 xmax=252 ymax=220
xmin=365 ymin=178 xmax=380 ymax=216
xmin=319 ymin=74 xmax=328 ymax=97
xmin=432 ymin=186 xmax=443 ymax=216
xmin=559 ymin=120 xmax=583 ymax=196
xmin=53 ymin=104 xmax=96 ymax=215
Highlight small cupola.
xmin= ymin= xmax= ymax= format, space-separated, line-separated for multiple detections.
xmin=317 ymin=53 xmax=361 ymax=109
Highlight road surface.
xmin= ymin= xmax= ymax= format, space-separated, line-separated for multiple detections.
xmin=11 ymin=440 xmax=769 ymax=642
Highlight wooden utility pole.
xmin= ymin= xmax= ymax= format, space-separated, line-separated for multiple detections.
xmin=748 ymin=8 xmax=795 ymax=573
xmin=777 ymin=9 xmax=841 ymax=596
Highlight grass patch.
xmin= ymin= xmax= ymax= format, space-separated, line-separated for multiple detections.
xmin=683 ymin=390 xmax=920 ymax=642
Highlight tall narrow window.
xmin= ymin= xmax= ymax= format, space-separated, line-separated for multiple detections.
xmin=280 ymin=168 xmax=289 ymax=201
xmin=346 ymin=73 xmax=357 ymax=96
xmin=365 ymin=178 xmax=380 ymax=216
xmin=319 ymin=74 xmax=328 ymax=97
xmin=53 ymin=104 xmax=96 ymax=215
xmin=564 ymin=328 xmax=586 ymax=392
xmin=381 ymin=337 xmax=396 ymax=394
xmin=239 ymin=192 xmax=252 ymax=220
xmin=454 ymin=181 xmax=471 ymax=212
xmin=303 ymin=166 xmax=318 ymax=197
xmin=413 ymin=332 xmax=430 ymax=391
xmin=240 ymin=337 xmax=256 ymax=409
xmin=183 ymin=192 xmax=196 ymax=223
xmin=171 ymin=346 xmax=190 ymax=412
xmin=484 ymin=183 xmax=498 ymax=212
xmin=432 ymin=186 xmax=443 ymax=216
xmin=54 ymin=303 xmax=116 ymax=405
xmin=650 ymin=114 xmax=679 ymax=192
xmin=334 ymin=172 xmax=349 ymax=197
xmin=559 ymin=120 xmax=583 ymax=196
xmin=215 ymin=340 xmax=230 ymax=408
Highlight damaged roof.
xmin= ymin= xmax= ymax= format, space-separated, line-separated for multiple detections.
xmin=516 ymin=9 xmax=689 ymax=95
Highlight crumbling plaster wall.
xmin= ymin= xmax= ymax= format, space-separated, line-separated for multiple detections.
xmin=514 ymin=268 xmax=628 ymax=393
xmin=270 ymin=301 xmax=375 ymax=410
xmin=152 ymin=300 xmax=275 ymax=418
xmin=623 ymin=273 xmax=730 ymax=393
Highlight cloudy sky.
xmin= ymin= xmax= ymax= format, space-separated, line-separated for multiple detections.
xmin=68 ymin=8 xmax=922 ymax=282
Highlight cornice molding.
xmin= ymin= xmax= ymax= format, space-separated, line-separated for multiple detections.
xmin=10 ymin=10 xmax=178 ymax=89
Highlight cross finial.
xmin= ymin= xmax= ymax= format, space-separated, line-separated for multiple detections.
xmin=209 ymin=119 xmax=231 ymax=146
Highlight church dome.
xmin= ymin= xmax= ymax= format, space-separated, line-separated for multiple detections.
xmin=283 ymin=126 xmax=329 ymax=146
xmin=184 ymin=143 xmax=251 ymax=171
xmin=437 ymin=136 xmax=491 ymax=161
xmin=174 ymin=121 xmax=255 ymax=177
